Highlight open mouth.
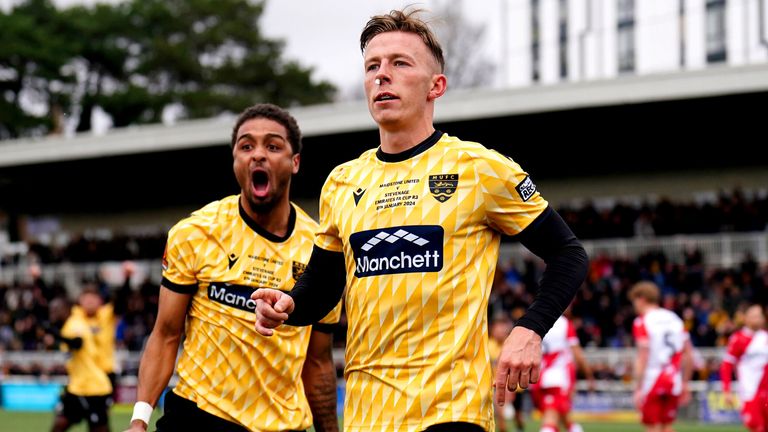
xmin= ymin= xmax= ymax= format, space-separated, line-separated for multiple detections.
xmin=374 ymin=92 xmax=399 ymax=102
xmin=251 ymin=170 xmax=270 ymax=198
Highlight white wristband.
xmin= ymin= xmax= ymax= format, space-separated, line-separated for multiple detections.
xmin=131 ymin=401 xmax=153 ymax=425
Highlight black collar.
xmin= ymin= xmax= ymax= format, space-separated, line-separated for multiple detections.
xmin=376 ymin=130 xmax=443 ymax=163
xmin=238 ymin=200 xmax=296 ymax=243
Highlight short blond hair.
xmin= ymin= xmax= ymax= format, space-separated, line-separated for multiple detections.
xmin=360 ymin=8 xmax=445 ymax=72
xmin=629 ymin=281 xmax=660 ymax=305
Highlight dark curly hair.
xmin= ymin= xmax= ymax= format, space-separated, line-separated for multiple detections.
xmin=230 ymin=104 xmax=302 ymax=154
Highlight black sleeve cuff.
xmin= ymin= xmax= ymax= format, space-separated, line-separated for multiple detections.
xmin=312 ymin=323 xmax=338 ymax=334
xmin=515 ymin=314 xmax=551 ymax=339
xmin=161 ymin=277 xmax=198 ymax=295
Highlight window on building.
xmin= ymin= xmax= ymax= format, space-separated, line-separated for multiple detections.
xmin=559 ymin=0 xmax=568 ymax=79
xmin=679 ymin=0 xmax=686 ymax=67
xmin=706 ymin=0 xmax=727 ymax=63
xmin=617 ymin=0 xmax=635 ymax=73
xmin=532 ymin=0 xmax=541 ymax=82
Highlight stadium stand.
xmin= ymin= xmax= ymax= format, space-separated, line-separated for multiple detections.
xmin=554 ymin=188 xmax=768 ymax=239
xmin=3 ymin=188 xmax=765 ymax=268
xmin=491 ymin=249 xmax=767 ymax=349
xmin=2 ymin=228 xmax=765 ymax=376
xmin=1 ymin=193 xmax=765 ymax=425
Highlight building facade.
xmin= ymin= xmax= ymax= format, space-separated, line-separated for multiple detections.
xmin=502 ymin=0 xmax=768 ymax=87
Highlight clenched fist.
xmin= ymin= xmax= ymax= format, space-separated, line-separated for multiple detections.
xmin=250 ymin=289 xmax=295 ymax=336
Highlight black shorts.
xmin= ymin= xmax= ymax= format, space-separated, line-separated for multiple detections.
xmin=55 ymin=391 xmax=110 ymax=427
xmin=107 ymin=372 xmax=117 ymax=406
xmin=513 ymin=390 xmax=525 ymax=411
xmin=423 ymin=422 xmax=486 ymax=432
xmin=156 ymin=391 xmax=307 ymax=432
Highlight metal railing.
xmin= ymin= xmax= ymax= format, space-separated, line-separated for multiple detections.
xmin=0 ymin=347 xmax=725 ymax=373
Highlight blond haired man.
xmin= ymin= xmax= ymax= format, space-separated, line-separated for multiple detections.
xmin=253 ymin=10 xmax=588 ymax=432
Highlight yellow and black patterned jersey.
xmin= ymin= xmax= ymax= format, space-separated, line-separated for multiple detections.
xmin=61 ymin=312 xmax=113 ymax=396
xmin=162 ymin=195 xmax=341 ymax=432
xmin=316 ymin=131 xmax=548 ymax=432
xmin=71 ymin=304 xmax=116 ymax=373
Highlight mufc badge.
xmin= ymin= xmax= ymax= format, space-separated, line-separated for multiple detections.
xmin=428 ymin=173 xmax=458 ymax=203
xmin=292 ymin=261 xmax=307 ymax=282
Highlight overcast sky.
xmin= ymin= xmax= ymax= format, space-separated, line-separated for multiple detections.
xmin=260 ymin=0 xmax=506 ymax=97
xmin=1 ymin=0 xmax=507 ymax=97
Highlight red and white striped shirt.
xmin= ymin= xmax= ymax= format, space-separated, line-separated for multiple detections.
xmin=633 ymin=308 xmax=688 ymax=397
xmin=721 ymin=328 xmax=768 ymax=402
xmin=539 ymin=316 xmax=579 ymax=390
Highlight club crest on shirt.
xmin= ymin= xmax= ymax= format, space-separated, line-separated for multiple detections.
xmin=428 ymin=173 xmax=458 ymax=203
xmin=292 ymin=261 xmax=307 ymax=281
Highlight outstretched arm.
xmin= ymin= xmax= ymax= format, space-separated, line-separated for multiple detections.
xmin=513 ymin=208 xmax=589 ymax=337
xmin=124 ymin=287 xmax=191 ymax=432
xmin=252 ymin=246 xmax=345 ymax=335
xmin=720 ymin=330 xmax=747 ymax=407
xmin=42 ymin=322 xmax=84 ymax=350
xmin=495 ymin=208 xmax=588 ymax=405
xmin=112 ymin=263 xmax=136 ymax=317
xmin=286 ymin=247 xmax=346 ymax=326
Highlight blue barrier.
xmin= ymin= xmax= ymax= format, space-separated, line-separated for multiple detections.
xmin=700 ymin=391 xmax=741 ymax=424
xmin=336 ymin=382 xmax=345 ymax=416
xmin=1 ymin=382 xmax=63 ymax=411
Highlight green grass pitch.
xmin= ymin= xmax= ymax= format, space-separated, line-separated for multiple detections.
xmin=0 ymin=408 xmax=746 ymax=432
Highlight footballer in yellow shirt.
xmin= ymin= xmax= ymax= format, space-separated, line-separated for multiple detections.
xmin=126 ymin=104 xmax=341 ymax=432
xmin=253 ymin=9 xmax=588 ymax=432
xmin=310 ymin=131 xmax=550 ymax=431
xmin=51 ymin=288 xmax=113 ymax=432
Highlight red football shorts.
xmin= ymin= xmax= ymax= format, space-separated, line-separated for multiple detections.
xmin=742 ymin=391 xmax=768 ymax=432
xmin=532 ymin=387 xmax=571 ymax=416
xmin=641 ymin=393 xmax=679 ymax=425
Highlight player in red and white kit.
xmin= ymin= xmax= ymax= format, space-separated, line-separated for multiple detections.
xmin=630 ymin=282 xmax=693 ymax=432
xmin=720 ymin=304 xmax=768 ymax=432
xmin=532 ymin=314 xmax=594 ymax=432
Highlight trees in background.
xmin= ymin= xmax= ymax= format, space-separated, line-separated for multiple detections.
xmin=432 ymin=1 xmax=496 ymax=90
xmin=0 ymin=0 xmax=335 ymax=139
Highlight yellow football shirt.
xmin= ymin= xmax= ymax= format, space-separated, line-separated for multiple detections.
xmin=162 ymin=195 xmax=341 ymax=432
xmin=60 ymin=313 xmax=113 ymax=396
xmin=71 ymin=304 xmax=116 ymax=374
xmin=315 ymin=132 xmax=548 ymax=432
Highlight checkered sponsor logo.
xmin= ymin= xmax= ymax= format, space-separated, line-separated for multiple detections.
xmin=359 ymin=229 xmax=431 ymax=251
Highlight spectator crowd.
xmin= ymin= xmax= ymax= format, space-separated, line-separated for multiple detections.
xmin=1 ymin=189 xmax=767 ymax=378
xmin=559 ymin=189 xmax=768 ymax=239
xmin=3 ymin=189 xmax=766 ymax=267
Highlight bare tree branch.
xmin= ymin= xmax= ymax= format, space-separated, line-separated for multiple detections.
xmin=432 ymin=1 xmax=497 ymax=89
